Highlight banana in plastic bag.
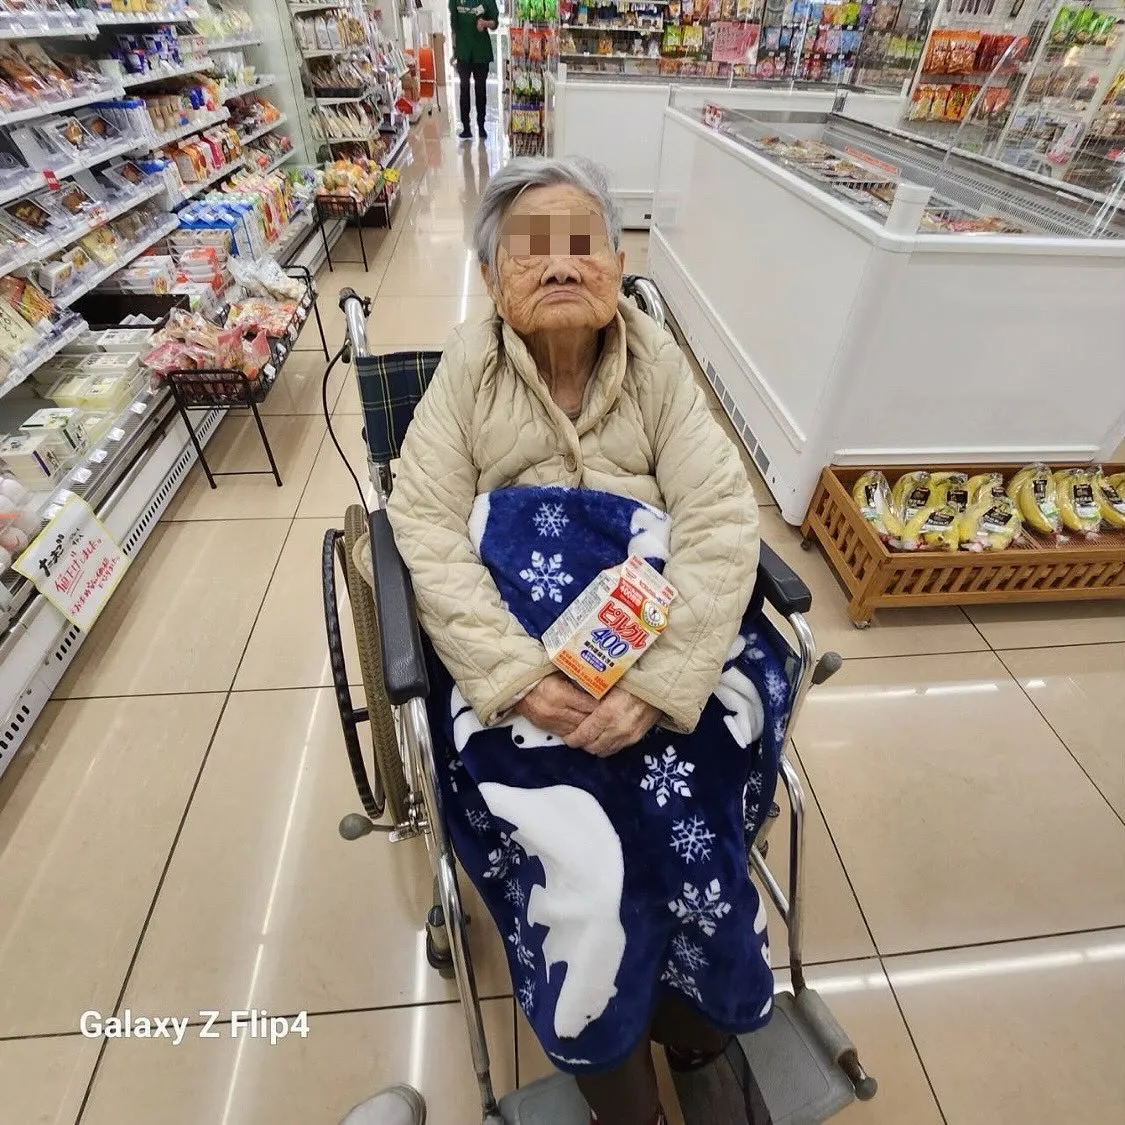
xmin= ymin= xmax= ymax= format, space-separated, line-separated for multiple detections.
xmin=967 ymin=472 xmax=1005 ymax=505
xmin=958 ymin=496 xmax=1023 ymax=551
xmin=1055 ymin=469 xmax=1102 ymax=535
xmin=1091 ymin=468 xmax=1125 ymax=530
xmin=1009 ymin=465 xmax=1061 ymax=536
xmin=892 ymin=471 xmax=935 ymax=522
xmin=895 ymin=503 xmax=960 ymax=551
xmin=851 ymin=470 xmax=906 ymax=540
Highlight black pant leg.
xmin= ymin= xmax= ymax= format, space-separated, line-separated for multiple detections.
xmin=472 ymin=62 xmax=488 ymax=128
xmin=456 ymin=59 xmax=472 ymax=130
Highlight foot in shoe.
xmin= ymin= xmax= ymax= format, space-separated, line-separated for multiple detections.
xmin=478 ymin=125 xmax=488 ymax=138
xmin=458 ymin=127 xmax=472 ymax=139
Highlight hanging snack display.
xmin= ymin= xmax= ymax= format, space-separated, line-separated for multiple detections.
xmin=509 ymin=0 xmax=559 ymax=157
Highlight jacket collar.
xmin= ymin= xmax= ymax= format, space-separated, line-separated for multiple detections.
xmin=498 ymin=300 xmax=628 ymax=434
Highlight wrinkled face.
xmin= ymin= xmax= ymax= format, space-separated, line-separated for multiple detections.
xmin=484 ymin=184 xmax=625 ymax=336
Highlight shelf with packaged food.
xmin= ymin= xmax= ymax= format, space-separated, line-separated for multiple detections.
xmin=0 ymin=81 xmax=125 ymax=129
xmin=0 ymin=179 xmax=168 ymax=280
xmin=224 ymin=73 xmax=277 ymax=100
xmin=0 ymin=135 xmax=148 ymax=210
xmin=92 ymin=7 xmax=202 ymax=25
xmin=238 ymin=113 xmax=288 ymax=146
xmin=0 ymin=315 xmax=87 ymax=402
xmin=0 ymin=9 xmax=99 ymax=39
xmin=0 ymin=378 xmax=228 ymax=772
xmin=120 ymin=59 xmax=214 ymax=89
xmin=135 ymin=106 xmax=231 ymax=151
xmin=55 ymin=215 xmax=180 ymax=308
xmin=176 ymin=158 xmax=245 ymax=202
xmin=207 ymin=33 xmax=264 ymax=50
xmin=288 ymin=0 xmax=351 ymax=10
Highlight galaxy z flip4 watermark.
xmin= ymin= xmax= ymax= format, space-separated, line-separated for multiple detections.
xmin=80 ymin=1010 xmax=310 ymax=1046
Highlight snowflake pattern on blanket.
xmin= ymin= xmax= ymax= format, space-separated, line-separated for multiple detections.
xmin=424 ymin=485 xmax=793 ymax=1075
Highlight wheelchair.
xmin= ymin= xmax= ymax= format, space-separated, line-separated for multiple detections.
xmin=321 ymin=277 xmax=876 ymax=1125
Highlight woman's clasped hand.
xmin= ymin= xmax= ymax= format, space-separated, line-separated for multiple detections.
xmin=513 ymin=674 xmax=662 ymax=757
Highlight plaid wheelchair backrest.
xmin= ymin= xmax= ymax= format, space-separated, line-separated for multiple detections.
xmin=356 ymin=350 xmax=442 ymax=464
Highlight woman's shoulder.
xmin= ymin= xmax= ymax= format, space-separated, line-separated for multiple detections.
xmin=439 ymin=304 xmax=502 ymax=389
xmin=620 ymin=298 xmax=685 ymax=384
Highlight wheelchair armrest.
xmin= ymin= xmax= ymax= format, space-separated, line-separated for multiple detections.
xmin=757 ymin=541 xmax=812 ymax=616
xmin=368 ymin=509 xmax=430 ymax=704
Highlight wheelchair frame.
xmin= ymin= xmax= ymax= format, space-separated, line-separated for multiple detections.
xmin=321 ymin=278 xmax=872 ymax=1123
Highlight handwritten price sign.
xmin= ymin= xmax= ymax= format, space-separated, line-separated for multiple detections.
xmin=14 ymin=496 xmax=129 ymax=632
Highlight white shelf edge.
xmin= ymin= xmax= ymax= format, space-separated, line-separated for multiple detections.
xmin=57 ymin=216 xmax=180 ymax=308
xmin=94 ymin=9 xmax=202 ymax=24
xmin=207 ymin=34 xmax=263 ymax=50
xmin=237 ymin=114 xmax=288 ymax=146
xmin=121 ymin=60 xmax=213 ymax=89
xmin=289 ymin=1 xmax=351 ymax=11
xmin=0 ymin=15 xmax=98 ymax=39
xmin=0 ymin=83 xmax=125 ymax=128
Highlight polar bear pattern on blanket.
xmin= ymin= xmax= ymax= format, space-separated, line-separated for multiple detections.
xmin=424 ymin=485 xmax=790 ymax=1074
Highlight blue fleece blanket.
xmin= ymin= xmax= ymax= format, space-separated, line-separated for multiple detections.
xmin=424 ymin=485 xmax=792 ymax=1075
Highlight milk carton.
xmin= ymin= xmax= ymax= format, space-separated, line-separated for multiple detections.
xmin=542 ymin=555 xmax=677 ymax=699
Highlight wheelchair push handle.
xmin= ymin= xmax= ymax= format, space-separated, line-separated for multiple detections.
xmin=338 ymin=286 xmax=372 ymax=361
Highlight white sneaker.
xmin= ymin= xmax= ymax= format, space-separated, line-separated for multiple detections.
xmin=341 ymin=1085 xmax=426 ymax=1125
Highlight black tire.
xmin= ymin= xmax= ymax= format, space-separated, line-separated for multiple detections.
xmin=344 ymin=504 xmax=410 ymax=827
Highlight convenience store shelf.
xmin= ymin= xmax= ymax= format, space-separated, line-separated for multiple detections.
xmin=93 ymin=8 xmax=201 ymax=24
xmin=0 ymin=317 xmax=87 ymax=402
xmin=0 ymin=135 xmax=144 ymax=209
xmin=0 ymin=180 xmax=166 ymax=279
xmin=288 ymin=1 xmax=352 ymax=11
xmin=121 ymin=60 xmax=213 ymax=88
xmin=238 ymin=114 xmax=288 ymax=145
xmin=0 ymin=82 xmax=124 ymax=128
xmin=207 ymin=34 xmax=263 ymax=49
xmin=56 ymin=216 xmax=180 ymax=308
xmin=565 ymin=23 xmax=663 ymax=33
xmin=0 ymin=391 xmax=225 ymax=775
xmin=138 ymin=107 xmax=231 ymax=150
xmin=0 ymin=11 xmax=98 ymax=38
xmin=224 ymin=74 xmax=276 ymax=100
xmin=246 ymin=148 xmax=298 ymax=176
xmin=177 ymin=158 xmax=245 ymax=202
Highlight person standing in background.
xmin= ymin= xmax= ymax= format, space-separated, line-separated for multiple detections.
xmin=450 ymin=0 xmax=498 ymax=139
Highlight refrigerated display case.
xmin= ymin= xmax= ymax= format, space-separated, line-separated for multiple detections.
xmin=647 ymin=98 xmax=1125 ymax=524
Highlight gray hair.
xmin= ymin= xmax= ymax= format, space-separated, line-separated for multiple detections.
xmin=473 ymin=155 xmax=622 ymax=278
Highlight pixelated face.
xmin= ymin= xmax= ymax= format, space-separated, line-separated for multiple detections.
xmin=485 ymin=184 xmax=625 ymax=336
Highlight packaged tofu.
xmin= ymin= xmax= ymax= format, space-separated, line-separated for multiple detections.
xmin=541 ymin=555 xmax=677 ymax=699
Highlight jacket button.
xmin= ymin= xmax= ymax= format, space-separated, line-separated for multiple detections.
xmin=564 ymin=453 xmax=578 ymax=472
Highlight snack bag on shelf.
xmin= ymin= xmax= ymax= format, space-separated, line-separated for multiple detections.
xmin=1054 ymin=468 xmax=1102 ymax=536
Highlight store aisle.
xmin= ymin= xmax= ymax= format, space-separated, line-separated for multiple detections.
xmin=1 ymin=114 xmax=1123 ymax=1125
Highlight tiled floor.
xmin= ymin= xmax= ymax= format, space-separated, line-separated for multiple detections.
xmin=1 ymin=110 xmax=1123 ymax=1125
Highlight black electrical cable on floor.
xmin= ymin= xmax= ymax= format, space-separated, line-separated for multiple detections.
xmin=321 ymin=342 xmax=370 ymax=515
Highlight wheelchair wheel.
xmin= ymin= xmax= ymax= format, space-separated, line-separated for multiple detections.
xmin=344 ymin=504 xmax=410 ymax=827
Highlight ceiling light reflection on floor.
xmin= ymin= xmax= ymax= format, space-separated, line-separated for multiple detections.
xmin=775 ymin=939 xmax=1125 ymax=999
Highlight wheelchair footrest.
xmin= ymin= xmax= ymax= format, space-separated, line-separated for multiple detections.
xmin=498 ymin=1074 xmax=589 ymax=1124
xmin=732 ymin=990 xmax=855 ymax=1125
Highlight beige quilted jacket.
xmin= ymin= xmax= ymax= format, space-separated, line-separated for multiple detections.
xmin=386 ymin=297 xmax=760 ymax=734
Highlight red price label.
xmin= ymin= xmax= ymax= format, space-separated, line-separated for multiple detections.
xmin=44 ymin=169 xmax=60 ymax=191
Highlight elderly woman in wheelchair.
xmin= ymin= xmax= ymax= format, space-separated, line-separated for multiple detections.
xmin=381 ymin=156 xmax=798 ymax=1125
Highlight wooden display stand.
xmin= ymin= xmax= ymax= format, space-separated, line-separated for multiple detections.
xmin=801 ymin=464 xmax=1125 ymax=627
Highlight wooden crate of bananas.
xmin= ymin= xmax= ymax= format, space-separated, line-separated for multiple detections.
xmin=800 ymin=463 xmax=1125 ymax=627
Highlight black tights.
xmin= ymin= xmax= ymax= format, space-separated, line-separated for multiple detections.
xmin=456 ymin=59 xmax=488 ymax=130
xmin=575 ymin=995 xmax=728 ymax=1125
